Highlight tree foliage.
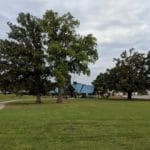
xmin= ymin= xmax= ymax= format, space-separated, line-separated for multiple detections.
xmin=0 ymin=13 xmax=51 ymax=103
xmin=42 ymin=10 xmax=98 ymax=102
xmin=0 ymin=10 xmax=98 ymax=103
xmin=94 ymin=49 xmax=149 ymax=99
xmin=92 ymin=72 xmax=110 ymax=98
xmin=145 ymin=51 xmax=150 ymax=89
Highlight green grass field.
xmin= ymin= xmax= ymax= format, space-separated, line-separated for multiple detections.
xmin=0 ymin=95 xmax=150 ymax=150
xmin=0 ymin=94 xmax=35 ymax=102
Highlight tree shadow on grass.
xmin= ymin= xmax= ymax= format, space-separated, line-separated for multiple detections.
xmin=7 ymin=99 xmax=58 ymax=106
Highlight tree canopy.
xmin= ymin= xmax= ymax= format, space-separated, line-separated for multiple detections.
xmin=42 ymin=10 xmax=98 ymax=102
xmin=93 ymin=49 xmax=149 ymax=99
xmin=0 ymin=13 xmax=52 ymax=103
xmin=0 ymin=10 xmax=98 ymax=103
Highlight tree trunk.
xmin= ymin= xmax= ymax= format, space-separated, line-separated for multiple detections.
xmin=57 ymin=88 xmax=63 ymax=103
xmin=127 ymin=91 xmax=132 ymax=100
xmin=57 ymin=95 xmax=63 ymax=103
xmin=36 ymin=94 xmax=41 ymax=103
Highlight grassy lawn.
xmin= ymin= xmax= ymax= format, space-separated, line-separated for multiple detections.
xmin=0 ymin=96 xmax=150 ymax=150
xmin=0 ymin=94 xmax=52 ymax=102
xmin=0 ymin=94 xmax=35 ymax=102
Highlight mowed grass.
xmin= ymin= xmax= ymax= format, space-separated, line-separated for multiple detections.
xmin=0 ymin=94 xmax=35 ymax=102
xmin=0 ymin=96 xmax=150 ymax=150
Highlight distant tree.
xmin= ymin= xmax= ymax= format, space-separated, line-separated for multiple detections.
xmin=94 ymin=49 xmax=149 ymax=100
xmin=42 ymin=10 xmax=98 ymax=103
xmin=145 ymin=51 xmax=150 ymax=89
xmin=0 ymin=13 xmax=51 ymax=103
xmin=110 ymin=49 xmax=148 ymax=99
xmin=92 ymin=72 xmax=110 ymax=98
xmin=0 ymin=10 xmax=98 ymax=103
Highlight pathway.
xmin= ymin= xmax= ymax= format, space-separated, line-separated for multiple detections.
xmin=0 ymin=100 xmax=21 ymax=110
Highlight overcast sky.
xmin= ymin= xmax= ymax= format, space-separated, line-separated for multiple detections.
xmin=0 ymin=0 xmax=150 ymax=84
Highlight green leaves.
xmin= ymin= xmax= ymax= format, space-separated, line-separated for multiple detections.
xmin=94 ymin=49 xmax=149 ymax=99
xmin=0 ymin=12 xmax=50 ymax=97
xmin=42 ymin=10 xmax=98 ymax=89
xmin=0 ymin=10 xmax=98 ymax=101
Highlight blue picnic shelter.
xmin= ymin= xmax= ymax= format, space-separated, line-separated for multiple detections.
xmin=72 ymin=82 xmax=94 ymax=95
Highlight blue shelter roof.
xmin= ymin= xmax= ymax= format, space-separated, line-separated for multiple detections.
xmin=72 ymin=82 xmax=94 ymax=94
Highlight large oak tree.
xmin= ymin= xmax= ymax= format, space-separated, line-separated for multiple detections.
xmin=0 ymin=13 xmax=51 ymax=103
xmin=42 ymin=10 xmax=98 ymax=102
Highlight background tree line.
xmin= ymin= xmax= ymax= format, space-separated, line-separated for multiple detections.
xmin=0 ymin=10 xmax=98 ymax=103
